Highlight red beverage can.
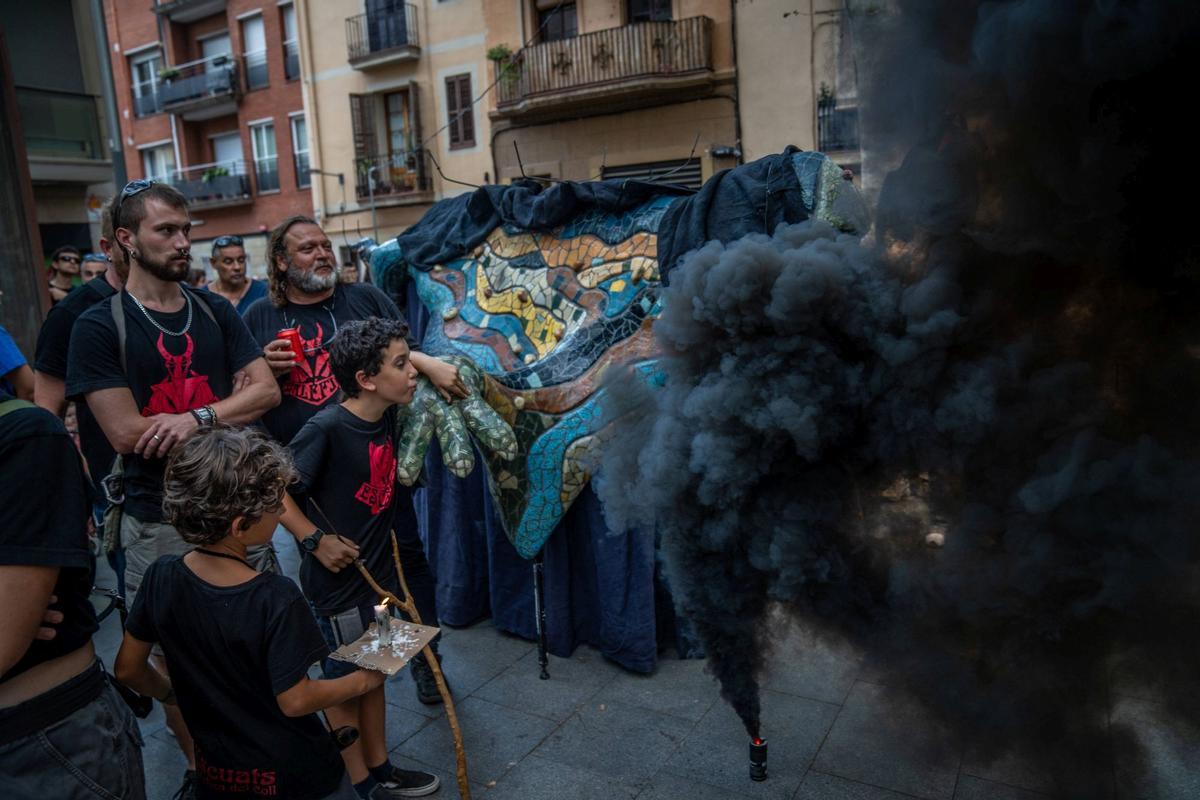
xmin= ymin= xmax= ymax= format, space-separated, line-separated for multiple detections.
xmin=277 ymin=327 xmax=304 ymax=359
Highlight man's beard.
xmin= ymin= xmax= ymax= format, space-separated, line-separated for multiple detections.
xmin=286 ymin=259 xmax=337 ymax=294
xmin=139 ymin=250 xmax=190 ymax=282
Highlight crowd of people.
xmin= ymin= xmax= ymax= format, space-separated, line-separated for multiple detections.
xmin=0 ymin=180 xmax=472 ymax=799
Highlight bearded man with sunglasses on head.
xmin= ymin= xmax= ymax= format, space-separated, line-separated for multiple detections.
xmin=204 ymin=235 xmax=268 ymax=315
xmin=64 ymin=180 xmax=280 ymax=799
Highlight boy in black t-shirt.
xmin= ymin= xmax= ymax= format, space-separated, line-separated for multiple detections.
xmin=280 ymin=318 xmax=441 ymax=799
xmin=114 ymin=427 xmax=383 ymax=800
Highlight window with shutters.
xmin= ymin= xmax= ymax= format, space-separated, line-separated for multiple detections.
xmin=539 ymin=2 xmax=577 ymax=42
xmin=445 ymin=74 xmax=475 ymax=149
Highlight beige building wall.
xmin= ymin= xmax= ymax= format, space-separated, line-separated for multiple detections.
xmin=737 ymin=0 xmax=859 ymax=169
xmin=298 ymin=0 xmax=494 ymax=245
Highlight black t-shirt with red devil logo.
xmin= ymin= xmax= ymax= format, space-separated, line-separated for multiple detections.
xmin=66 ymin=289 xmax=263 ymax=521
xmin=243 ymin=283 xmax=407 ymax=446
xmin=289 ymin=404 xmax=416 ymax=615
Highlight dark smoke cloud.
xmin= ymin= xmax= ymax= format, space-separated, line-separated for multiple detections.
xmin=595 ymin=1 xmax=1200 ymax=795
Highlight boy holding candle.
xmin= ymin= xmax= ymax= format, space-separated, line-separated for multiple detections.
xmin=280 ymin=317 xmax=441 ymax=799
xmin=113 ymin=426 xmax=385 ymax=800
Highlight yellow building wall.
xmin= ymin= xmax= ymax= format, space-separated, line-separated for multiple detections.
xmin=298 ymin=0 xmax=494 ymax=244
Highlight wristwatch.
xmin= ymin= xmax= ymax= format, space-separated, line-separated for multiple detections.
xmin=190 ymin=404 xmax=216 ymax=427
xmin=301 ymin=528 xmax=325 ymax=555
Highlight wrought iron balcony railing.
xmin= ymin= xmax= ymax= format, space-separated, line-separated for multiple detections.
xmin=346 ymin=6 xmax=419 ymax=66
xmin=496 ymin=17 xmax=712 ymax=108
xmin=16 ymin=87 xmax=107 ymax=160
xmin=168 ymin=160 xmax=251 ymax=209
xmin=817 ymin=96 xmax=860 ymax=152
xmin=354 ymin=150 xmax=429 ymax=201
xmin=155 ymin=54 xmax=240 ymax=115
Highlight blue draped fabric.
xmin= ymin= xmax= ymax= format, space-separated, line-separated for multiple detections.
xmin=401 ymin=276 xmax=699 ymax=673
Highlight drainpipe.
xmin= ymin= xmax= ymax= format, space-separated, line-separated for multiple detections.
xmin=297 ymin=0 xmax=327 ymax=218
xmin=90 ymin=0 xmax=126 ymax=185
xmin=729 ymin=0 xmax=743 ymax=164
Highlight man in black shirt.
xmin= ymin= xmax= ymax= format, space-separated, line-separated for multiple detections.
xmin=65 ymin=181 xmax=280 ymax=796
xmin=243 ymin=215 xmax=468 ymax=447
xmin=0 ymin=393 xmax=145 ymax=799
xmin=34 ymin=197 xmax=129 ymax=590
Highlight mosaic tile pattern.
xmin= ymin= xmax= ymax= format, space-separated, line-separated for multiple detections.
xmin=376 ymin=153 xmax=858 ymax=557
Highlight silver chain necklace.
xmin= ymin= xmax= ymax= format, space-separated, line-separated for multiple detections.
xmin=127 ymin=289 xmax=193 ymax=337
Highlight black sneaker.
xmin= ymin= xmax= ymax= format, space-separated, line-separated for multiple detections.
xmin=409 ymin=654 xmax=445 ymax=706
xmin=172 ymin=770 xmax=197 ymax=800
xmin=369 ymin=768 xmax=441 ymax=797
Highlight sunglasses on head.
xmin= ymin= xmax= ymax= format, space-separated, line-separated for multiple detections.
xmin=213 ymin=235 xmax=243 ymax=248
xmin=82 ymin=253 xmax=109 ymax=264
xmin=113 ymin=179 xmax=155 ymax=230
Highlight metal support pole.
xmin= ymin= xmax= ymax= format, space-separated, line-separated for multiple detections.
xmin=532 ymin=552 xmax=549 ymax=679
xmin=367 ymin=165 xmax=379 ymax=244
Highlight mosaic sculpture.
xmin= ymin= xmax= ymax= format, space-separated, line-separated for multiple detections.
xmin=370 ymin=150 xmax=862 ymax=558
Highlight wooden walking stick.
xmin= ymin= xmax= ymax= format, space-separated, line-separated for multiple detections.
xmin=308 ymin=503 xmax=472 ymax=799
xmin=350 ymin=538 xmax=472 ymax=800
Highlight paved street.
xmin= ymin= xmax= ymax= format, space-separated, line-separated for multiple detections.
xmin=91 ymin=529 xmax=1200 ymax=800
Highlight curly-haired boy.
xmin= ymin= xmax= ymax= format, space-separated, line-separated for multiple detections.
xmin=115 ymin=426 xmax=383 ymax=800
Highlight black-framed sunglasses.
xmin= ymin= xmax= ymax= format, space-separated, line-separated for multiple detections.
xmin=113 ymin=178 xmax=155 ymax=230
xmin=56 ymin=254 xmax=81 ymax=264
xmin=213 ymin=235 xmax=243 ymax=248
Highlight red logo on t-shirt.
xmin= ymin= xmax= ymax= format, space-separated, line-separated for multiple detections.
xmin=196 ymin=752 xmax=277 ymax=796
xmin=142 ymin=333 xmax=218 ymax=416
xmin=283 ymin=323 xmax=338 ymax=407
xmin=354 ymin=439 xmax=396 ymax=515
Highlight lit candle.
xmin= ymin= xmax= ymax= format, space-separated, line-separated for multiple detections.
xmin=374 ymin=600 xmax=391 ymax=647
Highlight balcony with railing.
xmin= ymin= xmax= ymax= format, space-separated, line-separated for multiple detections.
xmin=284 ymin=40 xmax=301 ymax=81
xmin=17 ymin=88 xmax=107 ymax=160
xmin=255 ymin=156 xmax=280 ymax=193
xmin=152 ymin=0 xmax=228 ymax=24
xmin=346 ymin=6 xmax=420 ymax=69
xmin=168 ymin=160 xmax=252 ymax=210
xmin=155 ymin=54 xmax=241 ymax=121
xmin=817 ymin=96 xmax=860 ymax=153
xmin=354 ymin=151 xmax=430 ymax=203
xmin=494 ymin=17 xmax=714 ymax=122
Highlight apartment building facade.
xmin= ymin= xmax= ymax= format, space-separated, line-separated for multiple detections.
xmin=103 ymin=0 xmax=313 ymax=275
xmin=296 ymin=0 xmax=493 ymax=255
xmin=3 ymin=0 xmax=117 ymax=268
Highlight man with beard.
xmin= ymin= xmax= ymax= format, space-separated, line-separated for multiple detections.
xmin=244 ymin=215 xmax=467 ymax=447
xmin=204 ymin=235 xmax=267 ymax=315
xmin=65 ymin=181 xmax=280 ymax=799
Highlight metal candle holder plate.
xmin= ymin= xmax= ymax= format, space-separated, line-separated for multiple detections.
xmin=329 ymin=619 xmax=440 ymax=675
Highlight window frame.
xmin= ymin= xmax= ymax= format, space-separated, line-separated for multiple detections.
xmin=444 ymin=73 xmax=475 ymax=150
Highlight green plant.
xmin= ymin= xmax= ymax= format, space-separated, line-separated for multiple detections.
xmin=486 ymin=44 xmax=513 ymax=62
xmin=201 ymin=166 xmax=230 ymax=182
xmin=157 ymin=66 xmax=180 ymax=81
xmin=818 ymin=82 xmax=835 ymax=104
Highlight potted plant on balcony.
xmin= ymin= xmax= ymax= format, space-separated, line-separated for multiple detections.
xmin=202 ymin=165 xmax=230 ymax=182
xmin=157 ymin=66 xmax=180 ymax=83
xmin=487 ymin=44 xmax=521 ymax=89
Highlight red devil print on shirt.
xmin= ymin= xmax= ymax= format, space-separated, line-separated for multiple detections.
xmin=141 ymin=333 xmax=218 ymax=416
xmin=284 ymin=323 xmax=339 ymax=406
xmin=354 ymin=439 xmax=396 ymax=515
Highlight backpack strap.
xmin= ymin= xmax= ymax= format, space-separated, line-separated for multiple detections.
xmin=0 ymin=397 xmax=35 ymax=418
xmin=182 ymin=285 xmax=218 ymax=326
xmin=110 ymin=292 xmax=127 ymax=376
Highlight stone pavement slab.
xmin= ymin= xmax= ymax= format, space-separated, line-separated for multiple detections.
xmin=954 ymin=775 xmax=1049 ymax=800
xmin=813 ymin=681 xmax=961 ymax=800
xmin=473 ymin=647 xmax=623 ymax=723
xmin=795 ymin=770 xmax=923 ymax=800
xmin=593 ymin=654 xmax=720 ymax=722
xmin=482 ymin=755 xmax=638 ymax=800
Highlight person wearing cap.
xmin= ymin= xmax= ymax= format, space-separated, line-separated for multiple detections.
xmin=205 ymin=235 xmax=268 ymax=315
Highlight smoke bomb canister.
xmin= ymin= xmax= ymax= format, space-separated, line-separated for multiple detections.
xmin=749 ymin=738 xmax=767 ymax=781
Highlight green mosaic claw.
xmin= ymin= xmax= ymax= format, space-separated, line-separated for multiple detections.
xmin=394 ymin=356 xmax=518 ymax=486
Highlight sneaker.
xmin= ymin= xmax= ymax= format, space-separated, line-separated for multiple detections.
xmin=369 ymin=769 xmax=441 ymax=798
xmin=172 ymin=770 xmax=197 ymax=800
xmin=409 ymin=654 xmax=445 ymax=706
